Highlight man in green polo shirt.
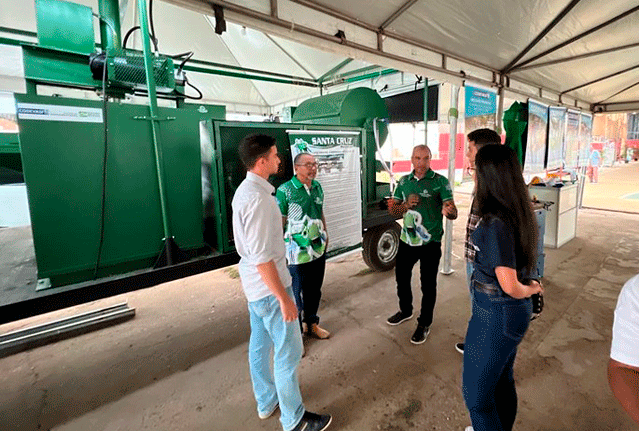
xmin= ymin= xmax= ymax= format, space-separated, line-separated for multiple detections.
xmin=276 ymin=153 xmax=331 ymax=340
xmin=386 ymin=145 xmax=458 ymax=344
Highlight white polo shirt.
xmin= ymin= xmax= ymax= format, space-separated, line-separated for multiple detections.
xmin=611 ymin=273 xmax=639 ymax=368
xmin=231 ymin=172 xmax=292 ymax=302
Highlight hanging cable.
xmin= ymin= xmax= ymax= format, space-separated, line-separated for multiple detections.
xmin=94 ymin=50 xmax=109 ymax=279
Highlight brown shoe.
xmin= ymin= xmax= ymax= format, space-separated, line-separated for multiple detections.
xmin=308 ymin=323 xmax=330 ymax=339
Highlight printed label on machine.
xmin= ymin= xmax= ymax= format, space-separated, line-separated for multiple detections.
xmin=16 ymin=103 xmax=104 ymax=123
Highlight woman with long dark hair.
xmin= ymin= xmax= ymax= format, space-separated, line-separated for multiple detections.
xmin=462 ymin=144 xmax=543 ymax=431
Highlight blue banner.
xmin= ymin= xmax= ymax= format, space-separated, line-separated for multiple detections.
xmin=465 ymin=85 xmax=497 ymax=118
xmin=547 ymin=107 xmax=566 ymax=170
xmin=525 ymin=99 xmax=548 ymax=173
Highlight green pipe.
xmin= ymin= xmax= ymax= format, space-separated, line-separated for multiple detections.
xmin=0 ymin=28 xmax=319 ymax=86
xmin=138 ymin=0 xmax=173 ymax=261
xmin=183 ymin=64 xmax=318 ymax=87
xmin=187 ymin=58 xmax=316 ymax=84
xmin=0 ymin=37 xmax=24 ymax=47
xmin=323 ymin=68 xmax=398 ymax=87
xmin=318 ymin=58 xmax=353 ymax=83
xmin=99 ymin=0 xmax=122 ymax=51
xmin=0 ymin=26 xmax=36 ymax=38
xmin=344 ymin=68 xmax=398 ymax=83
xmin=329 ymin=65 xmax=382 ymax=81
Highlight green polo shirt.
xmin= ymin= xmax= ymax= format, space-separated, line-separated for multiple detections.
xmin=393 ymin=169 xmax=453 ymax=246
xmin=276 ymin=176 xmax=327 ymax=265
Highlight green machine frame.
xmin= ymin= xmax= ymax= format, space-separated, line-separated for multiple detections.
xmin=3 ymin=0 xmax=400 ymax=324
xmin=13 ymin=0 xmax=226 ymax=291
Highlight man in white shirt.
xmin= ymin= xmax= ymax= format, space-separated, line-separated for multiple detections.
xmin=232 ymin=134 xmax=331 ymax=431
xmin=608 ymin=273 xmax=639 ymax=425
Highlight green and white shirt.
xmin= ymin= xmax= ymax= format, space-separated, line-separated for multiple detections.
xmin=393 ymin=169 xmax=453 ymax=246
xmin=276 ymin=176 xmax=327 ymax=265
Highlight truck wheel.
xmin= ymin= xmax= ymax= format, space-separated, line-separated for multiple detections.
xmin=362 ymin=222 xmax=401 ymax=271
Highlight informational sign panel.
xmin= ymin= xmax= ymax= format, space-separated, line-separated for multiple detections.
xmin=564 ymin=109 xmax=580 ymax=169
xmin=547 ymin=106 xmax=566 ymax=170
xmin=578 ymin=113 xmax=593 ymax=167
xmin=464 ymin=85 xmax=497 ymax=130
xmin=464 ymin=85 xmax=496 ymax=180
xmin=602 ymin=142 xmax=615 ymax=167
xmin=525 ymin=99 xmax=548 ymax=173
xmin=287 ymin=130 xmax=362 ymax=253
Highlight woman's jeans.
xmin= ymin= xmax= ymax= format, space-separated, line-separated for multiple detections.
xmin=463 ymin=285 xmax=533 ymax=431
xmin=247 ymin=287 xmax=305 ymax=431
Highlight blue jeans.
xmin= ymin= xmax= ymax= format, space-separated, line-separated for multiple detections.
xmin=247 ymin=287 xmax=305 ymax=431
xmin=289 ymin=254 xmax=326 ymax=326
xmin=462 ymin=286 xmax=532 ymax=431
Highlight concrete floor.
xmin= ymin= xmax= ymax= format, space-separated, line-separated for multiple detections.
xmin=1 ymin=191 xmax=639 ymax=430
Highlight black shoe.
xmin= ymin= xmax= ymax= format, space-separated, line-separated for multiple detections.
xmin=291 ymin=411 xmax=332 ymax=431
xmin=386 ymin=311 xmax=413 ymax=326
xmin=410 ymin=325 xmax=430 ymax=344
xmin=455 ymin=342 xmax=464 ymax=354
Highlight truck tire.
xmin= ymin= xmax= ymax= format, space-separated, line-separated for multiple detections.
xmin=362 ymin=222 xmax=401 ymax=271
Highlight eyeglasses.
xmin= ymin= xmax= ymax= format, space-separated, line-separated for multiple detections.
xmin=296 ymin=162 xmax=318 ymax=169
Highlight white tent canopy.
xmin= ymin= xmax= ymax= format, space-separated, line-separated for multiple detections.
xmin=2 ymin=0 xmax=639 ymax=113
xmin=164 ymin=0 xmax=639 ymax=113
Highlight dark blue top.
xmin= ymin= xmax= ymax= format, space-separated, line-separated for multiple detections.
xmin=471 ymin=216 xmax=525 ymax=287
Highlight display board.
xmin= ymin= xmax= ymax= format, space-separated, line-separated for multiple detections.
xmin=464 ymin=85 xmax=497 ymax=131
xmin=525 ymin=99 xmax=548 ymax=173
xmin=578 ymin=113 xmax=593 ymax=167
xmin=547 ymin=106 xmax=566 ymax=170
xmin=288 ymin=130 xmax=363 ymax=253
xmin=564 ymin=109 xmax=580 ymax=169
xmin=602 ymin=142 xmax=616 ymax=167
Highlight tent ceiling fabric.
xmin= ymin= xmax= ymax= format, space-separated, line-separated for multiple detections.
xmin=162 ymin=0 xmax=639 ymax=112
xmin=2 ymin=0 xmax=639 ymax=112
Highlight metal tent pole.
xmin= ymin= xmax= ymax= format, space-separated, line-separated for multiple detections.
xmin=441 ymin=84 xmax=459 ymax=275
xmin=423 ymin=78 xmax=429 ymax=141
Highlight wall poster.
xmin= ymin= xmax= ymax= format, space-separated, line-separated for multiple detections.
xmin=547 ymin=106 xmax=566 ymax=170
xmin=525 ymin=99 xmax=548 ymax=173
xmin=287 ymin=130 xmax=362 ymax=253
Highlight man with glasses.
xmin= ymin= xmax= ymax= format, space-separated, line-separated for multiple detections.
xmin=276 ymin=153 xmax=331 ymax=340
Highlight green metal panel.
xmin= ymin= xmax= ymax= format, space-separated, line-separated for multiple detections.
xmin=22 ymin=45 xmax=97 ymax=90
xmin=35 ymin=0 xmax=95 ymax=55
xmin=183 ymin=103 xmax=226 ymax=120
xmin=15 ymin=94 xmax=205 ymax=287
xmin=292 ymin=88 xmax=388 ymax=205
xmin=293 ymin=87 xmax=388 ymax=127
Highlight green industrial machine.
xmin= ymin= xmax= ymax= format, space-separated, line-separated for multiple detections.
xmin=6 ymin=0 xmax=400 ymax=322
xmin=14 ymin=0 xmax=226 ymax=290
xmin=293 ymin=87 xmax=390 ymax=210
